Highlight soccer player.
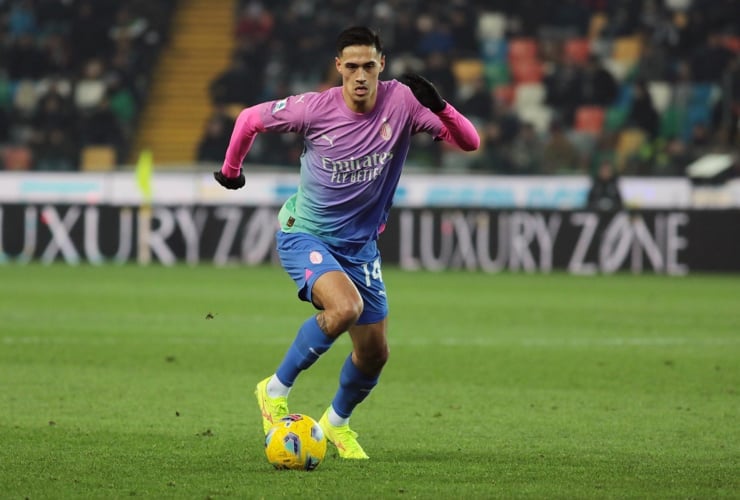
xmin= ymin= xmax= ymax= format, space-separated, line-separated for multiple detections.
xmin=214 ymin=26 xmax=480 ymax=459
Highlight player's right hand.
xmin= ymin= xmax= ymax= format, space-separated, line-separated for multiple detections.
xmin=213 ymin=170 xmax=245 ymax=190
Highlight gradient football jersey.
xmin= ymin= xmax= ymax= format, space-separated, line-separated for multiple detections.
xmin=255 ymin=80 xmax=444 ymax=247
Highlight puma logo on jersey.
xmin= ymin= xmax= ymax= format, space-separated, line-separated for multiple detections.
xmin=320 ymin=134 xmax=337 ymax=147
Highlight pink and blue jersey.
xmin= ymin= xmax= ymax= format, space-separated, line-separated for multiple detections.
xmin=222 ymin=79 xmax=479 ymax=247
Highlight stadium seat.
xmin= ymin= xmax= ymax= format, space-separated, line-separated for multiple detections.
xmin=683 ymin=104 xmax=711 ymax=139
xmin=452 ymin=59 xmax=484 ymax=86
xmin=605 ymin=105 xmax=629 ymax=132
xmin=484 ymin=61 xmax=511 ymax=87
xmin=513 ymin=82 xmax=546 ymax=111
xmin=493 ymin=85 xmax=514 ymax=106
xmin=0 ymin=78 xmax=12 ymax=108
xmin=1 ymin=145 xmax=33 ymax=170
xmin=689 ymin=83 xmax=719 ymax=107
xmin=81 ymin=145 xmax=116 ymax=171
xmin=665 ymin=0 xmax=692 ymax=11
xmin=564 ymin=38 xmax=591 ymax=65
xmin=603 ymin=58 xmax=633 ymax=82
xmin=659 ymin=105 xmax=684 ymax=138
xmin=613 ymin=83 xmax=633 ymax=107
xmin=720 ymin=35 xmax=740 ymax=53
xmin=74 ymin=79 xmax=106 ymax=111
xmin=12 ymin=80 xmax=38 ymax=116
xmin=612 ymin=36 xmax=643 ymax=63
xmin=517 ymin=105 xmax=553 ymax=135
xmin=647 ymin=81 xmax=672 ymax=113
xmin=574 ymin=106 xmax=606 ymax=135
xmin=615 ymin=128 xmax=646 ymax=168
xmin=588 ymin=12 xmax=608 ymax=39
xmin=510 ymin=59 xmax=543 ymax=83
xmin=477 ymin=12 xmax=507 ymax=41
xmin=508 ymin=38 xmax=538 ymax=62
xmin=481 ymin=38 xmax=508 ymax=63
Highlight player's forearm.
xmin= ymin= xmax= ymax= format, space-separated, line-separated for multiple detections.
xmin=221 ymin=106 xmax=267 ymax=177
xmin=436 ymin=104 xmax=480 ymax=152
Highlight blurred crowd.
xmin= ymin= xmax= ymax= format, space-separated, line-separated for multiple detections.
xmin=0 ymin=0 xmax=175 ymax=170
xmin=1 ymin=0 xmax=737 ymax=176
xmin=198 ymin=0 xmax=739 ymax=177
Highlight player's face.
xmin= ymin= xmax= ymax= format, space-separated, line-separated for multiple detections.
xmin=336 ymin=45 xmax=385 ymax=113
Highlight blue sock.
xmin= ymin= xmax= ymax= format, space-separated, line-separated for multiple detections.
xmin=275 ymin=316 xmax=334 ymax=387
xmin=331 ymin=354 xmax=379 ymax=418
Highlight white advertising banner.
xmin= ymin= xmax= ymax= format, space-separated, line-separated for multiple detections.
xmin=0 ymin=170 xmax=734 ymax=208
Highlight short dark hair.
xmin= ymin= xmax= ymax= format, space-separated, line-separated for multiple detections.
xmin=336 ymin=26 xmax=383 ymax=55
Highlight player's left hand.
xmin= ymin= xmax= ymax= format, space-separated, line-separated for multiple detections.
xmin=400 ymin=73 xmax=446 ymax=113
xmin=214 ymin=170 xmax=245 ymax=190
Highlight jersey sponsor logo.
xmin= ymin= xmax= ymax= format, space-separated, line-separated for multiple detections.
xmin=380 ymin=120 xmax=392 ymax=141
xmin=309 ymin=251 xmax=323 ymax=264
xmin=320 ymin=151 xmax=394 ymax=185
xmin=272 ymin=98 xmax=288 ymax=114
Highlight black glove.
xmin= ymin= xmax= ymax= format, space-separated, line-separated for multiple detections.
xmin=213 ymin=170 xmax=245 ymax=190
xmin=400 ymin=73 xmax=446 ymax=113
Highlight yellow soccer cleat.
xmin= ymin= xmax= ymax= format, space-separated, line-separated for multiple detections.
xmin=255 ymin=376 xmax=289 ymax=434
xmin=318 ymin=408 xmax=369 ymax=459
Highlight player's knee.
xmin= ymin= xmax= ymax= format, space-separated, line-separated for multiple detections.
xmin=324 ymin=298 xmax=363 ymax=335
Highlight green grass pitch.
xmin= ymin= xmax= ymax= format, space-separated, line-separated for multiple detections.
xmin=1 ymin=264 xmax=738 ymax=499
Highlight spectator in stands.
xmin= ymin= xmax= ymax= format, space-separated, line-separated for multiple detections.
xmin=210 ymin=54 xmax=262 ymax=106
xmin=73 ymin=58 xmax=107 ymax=112
xmin=580 ymin=55 xmax=618 ymax=107
xmin=721 ymin=54 xmax=740 ymax=146
xmin=653 ymin=136 xmax=693 ymax=176
xmin=587 ymin=160 xmax=623 ymax=211
xmin=35 ymin=0 xmax=75 ymax=36
xmin=196 ymin=109 xmax=234 ymax=164
xmin=544 ymin=56 xmax=583 ymax=126
xmin=633 ymin=38 xmax=673 ymax=82
xmin=543 ymin=0 xmax=590 ymax=38
xmin=625 ymin=79 xmax=660 ymax=138
xmin=686 ymin=122 xmax=713 ymax=159
xmin=604 ymin=0 xmax=643 ymax=37
xmin=79 ymin=96 xmax=125 ymax=163
xmin=390 ymin=11 xmax=421 ymax=58
xmin=235 ymin=1 xmax=274 ymax=45
xmin=6 ymin=34 xmax=48 ymax=80
xmin=8 ymin=0 xmax=37 ymax=37
xmin=32 ymin=128 xmax=78 ymax=171
xmin=0 ymin=107 xmax=9 ymax=144
xmin=542 ymin=121 xmax=584 ymax=174
xmin=458 ymin=75 xmax=496 ymax=123
xmin=109 ymin=6 xmax=149 ymax=47
xmin=423 ymin=52 xmax=457 ymax=106
xmin=509 ymin=122 xmax=543 ymax=174
xmin=42 ymin=33 xmax=75 ymax=78
xmin=415 ymin=15 xmax=455 ymax=58
xmin=33 ymin=84 xmax=76 ymax=134
xmin=107 ymin=77 xmax=137 ymax=135
xmin=69 ymin=0 xmax=115 ymax=66
xmin=448 ymin=2 xmax=480 ymax=57
xmin=473 ymin=122 xmax=512 ymax=173
xmin=691 ymin=32 xmax=735 ymax=83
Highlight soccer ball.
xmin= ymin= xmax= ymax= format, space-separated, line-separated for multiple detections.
xmin=264 ymin=414 xmax=327 ymax=471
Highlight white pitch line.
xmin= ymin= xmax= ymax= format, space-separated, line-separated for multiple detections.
xmin=3 ymin=335 xmax=739 ymax=348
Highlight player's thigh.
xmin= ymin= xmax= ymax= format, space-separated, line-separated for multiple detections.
xmin=311 ymin=270 xmax=363 ymax=312
xmin=341 ymin=250 xmax=388 ymax=325
xmin=277 ymin=231 xmax=351 ymax=306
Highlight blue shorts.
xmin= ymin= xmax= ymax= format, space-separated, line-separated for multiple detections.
xmin=276 ymin=231 xmax=388 ymax=325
